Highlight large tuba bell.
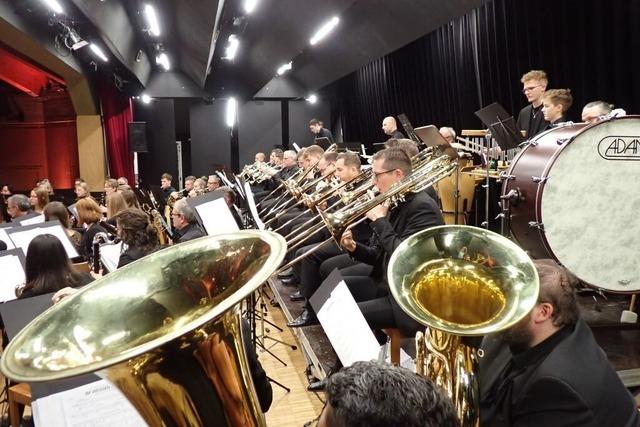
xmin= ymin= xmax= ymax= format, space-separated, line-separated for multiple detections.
xmin=387 ymin=225 xmax=539 ymax=427
xmin=1 ymin=230 xmax=286 ymax=427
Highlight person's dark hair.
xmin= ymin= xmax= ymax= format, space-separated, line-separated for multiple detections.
xmin=161 ymin=172 xmax=173 ymax=181
xmin=8 ymin=194 xmax=31 ymax=212
xmin=543 ymin=89 xmax=573 ymax=113
xmin=2 ymin=184 xmax=13 ymax=194
xmin=184 ymin=175 xmax=197 ymax=184
xmin=309 ymin=118 xmax=320 ymax=126
xmin=115 ymin=208 xmax=158 ymax=252
xmin=394 ymin=138 xmax=419 ymax=158
xmin=44 ymin=201 xmax=71 ymax=228
xmin=372 ymin=147 xmax=413 ymax=175
xmin=22 ymin=234 xmax=80 ymax=297
xmin=324 ymin=361 xmax=458 ymax=427
xmin=533 ymin=259 xmax=579 ymax=327
xmin=337 ymin=152 xmax=361 ymax=169
xmin=213 ymin=186 xmax=236 ymax=206
xmin=271 ymin=148 xmax=284 ymax=160
xmin=121 ymin=189 xmax=140 ymax=209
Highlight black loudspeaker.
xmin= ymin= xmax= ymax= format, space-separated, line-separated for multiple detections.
xmin=128 ymin=121 xmax=148 ymax=152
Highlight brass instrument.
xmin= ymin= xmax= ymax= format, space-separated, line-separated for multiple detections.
xmin=387 ymin=225 xmax=539 ymax=426
xmin=276 ymin=154 xmax=457 ymax=273
xmin=1 ymin=231 xmax=287 ymax=427
xmin=142 ymin=202 xmax=172 ymax=245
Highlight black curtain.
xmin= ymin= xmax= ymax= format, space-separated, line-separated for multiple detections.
xmin=325 ymin=0 xmax=640 ymax=146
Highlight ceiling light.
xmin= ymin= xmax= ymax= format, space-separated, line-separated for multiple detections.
xmin=244 ymin=0 xmax=259 ymax=14
xmin=89 ymin=44 xmax=109 ymax=62
xmin=224 ymin=35 xmax=239 ymax=61
xmin=277 ymin=61 xmax=292 ymax=76
xmin=144 ymin=4 xmax=161 ymax=36
xmin=141 ymin=94 xmax=152 ymax=104
xmin=156 ymin=53 xmax=171 ymax=70
xmin=310 ymin=16 xmax=339 ymax=45
xmin=226 ymin=97 xmax=237 ymax=127
xmin=306 ymin=94 xmax=318 ymax=104
xmin=41 ymin=0 xmax=64 ymax=14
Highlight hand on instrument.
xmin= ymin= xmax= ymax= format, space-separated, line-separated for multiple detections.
xmin=316 ymin=201 xmax=328 ymax=211
xmin=340 ymin=229 xmax=357 ymax=253
xmin=366 ymin=203 xmax=388 ymax=221
xmin=52 ymin=287 xmax=80 ymax=304
xmin=90 ymin=269 xmax=103 ymax=280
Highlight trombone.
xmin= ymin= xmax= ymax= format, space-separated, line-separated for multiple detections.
xmin=276 ymin=154 xmax=458 ymax=274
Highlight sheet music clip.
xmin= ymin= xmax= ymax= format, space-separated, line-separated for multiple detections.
xmin=475 ymin=102 xmax=523 ymax=151
xmin=413 ymin=125 xmax=459 ymax=160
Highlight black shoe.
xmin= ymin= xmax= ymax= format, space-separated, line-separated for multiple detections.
xmin=277 ymin=268 xmax=293 ymax=279
xmin=280 ymin=277 xmax=299 ymax=287
xmin=307 ymin=377 xmax=327 ymax=392
xmin=287 ymin=309 xmax=318 ymax=328
xmin=290 ymin=291 xmax=305 ymax=302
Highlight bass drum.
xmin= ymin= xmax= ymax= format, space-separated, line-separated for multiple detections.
xmin=502 ymin=116 xmax=640 ymax=292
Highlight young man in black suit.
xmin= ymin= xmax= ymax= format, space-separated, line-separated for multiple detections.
xmin=479 ymin=259 xmax=639 ymax=427
xmin=516 ymin=70 xmax=550 ymax=139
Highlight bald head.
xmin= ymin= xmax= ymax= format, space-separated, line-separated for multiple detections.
xmin=382 ymin=116 xmax=398 ymax=136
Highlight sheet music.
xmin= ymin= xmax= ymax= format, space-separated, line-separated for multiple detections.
xmin=32 ymin=379 xmax=147 ymax=427
xmin=316 ymin=281 xmax=381 ymax=367
xmin=0 ymin=226 xmax=16 ymax=249
xmin=292 ymin=142 xmax=301 ymax=152
xmin=216 ymin=170 xmax=235 ymax=188
xmin=244 ymin=182 xmax=264 ymax=230
xmin=8 ymin=223 xmax=79 ymax=258
xmin=20 ymin=214 xmax=45 ymax=226
xmin=100 ymin=242 xmax=123 ymax=273
xmin=195 ymin=198 xmax=239 ymax=235
xmin=0 ymin=255 xmax=25 ymax=302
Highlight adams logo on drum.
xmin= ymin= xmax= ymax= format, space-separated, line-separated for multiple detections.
xmin=597 ymin=136 xmax=640 ymax=160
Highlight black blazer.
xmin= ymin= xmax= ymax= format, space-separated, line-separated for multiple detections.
xmin=351 ymin=191 xmax=444 ymax=282
xmin=516 ymin=104 xmax=549 ymax=139
xmin=478 ymin=319 xmax=639 ymax=427
xmin=79 ymin=223 xmax=107 ymax=259
xmin=174 ymin=223 xmax=206 ymax=244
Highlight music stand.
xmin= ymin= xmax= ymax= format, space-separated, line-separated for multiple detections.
xmin=314 ymin=137 xmax=332 ymax=150
xmin=475 ymin=102 xmax=523 ymax=151
xmin=397 ymin=113 xmax=422 ymax=144
xmin=413 ymin=125 xmax=460 ymax=160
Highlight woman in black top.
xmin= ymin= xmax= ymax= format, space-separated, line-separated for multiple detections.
xmin=18 ymin=234 xmax=93 ymax=299
xmin=76 ymin=197 xmax=107 ymax=259
xmin=115 ymin=208 xmax=159 ymax=268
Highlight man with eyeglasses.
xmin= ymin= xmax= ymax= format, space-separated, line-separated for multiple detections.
xmin=339 ymin=147 xmax=443 ymax=337
xmin=171 ymin=199 xmax=205 ymax=243
xmin=516 ymin=70 xmax=550 ymax=139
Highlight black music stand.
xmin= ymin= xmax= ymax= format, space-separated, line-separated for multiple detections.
xmin=413 ymin=125 xmax=460 ymax=160
xmin=397 ymin=113 xmax=422 ymax=144
xmin=314 ymin=137 xmax=332 ymax=150
xmin=475 ymin=102 xmax=523 ymax=151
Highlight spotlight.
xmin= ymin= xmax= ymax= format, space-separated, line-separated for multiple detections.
xmin=310 ymin=16 xmax=339 ymax=45
xmin=41 ymin=0 xmax=64 ymax=14
xmin=244 ymin=0 xmax=259 ymax=14
xmin=144 ymin=4 xmax=161 ymax=36
xmin=277 ymin=61 xmax=292 ymax=76
xmin=141 ymin=94 xmax=152 ymax=104
xmin=156 ymin=52 xmax=171 ymax=70
xmin=226 ymin=97 xmax=237 ymax=127
xmin=89 ymin=44 xmax=109 ymax=62
xmin=224 ymin=35 xmax=239 ymax=61
xmin=306 ymin=94 xmax=318 ymax=104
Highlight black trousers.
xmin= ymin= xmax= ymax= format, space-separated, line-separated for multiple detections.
xmin=356 ymin=292 xmax=423 ymax=337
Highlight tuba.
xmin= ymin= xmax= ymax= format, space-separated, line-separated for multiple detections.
xmin=1 ymin=231 xmax=287 ymax=427
xmin=387 ymin=225 xmax=539 ymax=427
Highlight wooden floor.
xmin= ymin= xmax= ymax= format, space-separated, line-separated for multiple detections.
xmin=258 ymin=302 xmax=325 ymax=427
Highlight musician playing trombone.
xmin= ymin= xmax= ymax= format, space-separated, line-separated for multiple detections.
xmin=339 ymin=147 xmax=444 ymax=338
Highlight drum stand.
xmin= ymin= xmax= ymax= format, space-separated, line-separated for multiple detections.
xmin=481 ymin=131 xmax=493 ymax=229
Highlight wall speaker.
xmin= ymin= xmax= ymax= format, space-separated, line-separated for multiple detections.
xmin=128 ymin=121 xmax=148 ymax=152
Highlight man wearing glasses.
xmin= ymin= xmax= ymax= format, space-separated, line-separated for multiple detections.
xmin=516 ymin=70 xmax=549 ymax=139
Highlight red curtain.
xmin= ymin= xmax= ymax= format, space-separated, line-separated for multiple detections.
xmin=97 ymin=79 xmax=135 ymax=183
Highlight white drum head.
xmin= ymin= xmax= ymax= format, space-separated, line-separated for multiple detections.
xmin=541 ymin=117 xmax=640 ymax=292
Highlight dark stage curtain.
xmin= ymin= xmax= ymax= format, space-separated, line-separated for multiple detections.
xmin=326 ymin=0 xmax=640 ymax=146
xmin=98 ymin=79 xmax=135 ymax=184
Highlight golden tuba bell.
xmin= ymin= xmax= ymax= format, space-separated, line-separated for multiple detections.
xmin=387 ymin=225 xmax=539 ymax=427
xmin=1 ymin=231 xmax=287 ymax=427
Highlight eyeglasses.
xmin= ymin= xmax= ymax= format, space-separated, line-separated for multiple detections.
xmin=522 ymin=85 xmax=542 ymax=94
xmin=372 ymin=169 xmax=394 ymax=179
